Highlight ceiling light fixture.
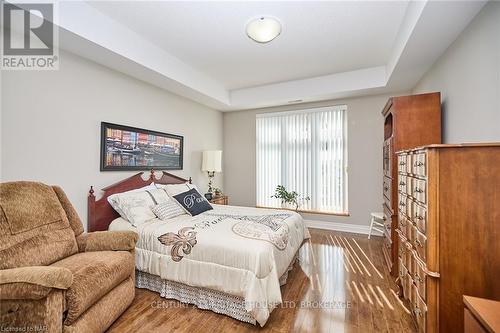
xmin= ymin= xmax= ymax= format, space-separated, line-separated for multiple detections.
xmin=246 ymin=17 xmax=281 ymax=43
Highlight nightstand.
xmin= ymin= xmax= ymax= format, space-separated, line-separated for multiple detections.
xmin=209 ymin=195 xmax=228 ymax=205
xmin=464 ymin=296 xmax=500 ymax=333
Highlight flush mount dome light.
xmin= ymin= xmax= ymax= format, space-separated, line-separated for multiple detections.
xmin=246 ymin=17 xmax=281 ymax=43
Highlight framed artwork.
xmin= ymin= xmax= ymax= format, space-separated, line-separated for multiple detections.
xmin=100 ymin=122 xmax=183 ymax=171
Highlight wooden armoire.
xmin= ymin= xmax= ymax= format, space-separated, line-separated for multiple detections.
xmin=381 ymin=92 xmax=441 ymax=276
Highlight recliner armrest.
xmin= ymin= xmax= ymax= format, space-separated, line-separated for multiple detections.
xmin=77 ymin=231 xmax=138 ymax=252
xmin=0 ymin=266 xmax=73 ymax=300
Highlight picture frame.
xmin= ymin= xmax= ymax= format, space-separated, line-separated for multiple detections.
xmin=100 ymin=122 xmax=183 ymax=171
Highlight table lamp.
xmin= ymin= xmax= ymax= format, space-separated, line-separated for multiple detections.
xmin=201 ymin=150 xmax=222 ymax=200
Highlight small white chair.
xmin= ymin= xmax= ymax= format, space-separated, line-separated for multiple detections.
xmin=368 ymin=212 xmax=385 ymax=239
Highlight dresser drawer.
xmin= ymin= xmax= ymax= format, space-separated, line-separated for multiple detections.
xmin=383 ymin=139 xmax=393 ymax=177
xmin=413 ymin=202 xmax=427 ymax=233
xmin=383 ymin=176 xmax=392 ymax=197
xmin=397 ymin=232 xmax=408 ymax=264
xmin=383 ymin=176 xmax=392 ymax=207
xmin=383 ymin=230 xmax=392 ymax=251
xmin=406 ymin=153 xmax=414 ymax=174
xmin=398 ymin=209 xmax=406 ymax=227
xmin=404 ymin=241 xmax=413 ymax=276
xmin=398 ymin=174 xmax=407 ymax=194
xmin=406 ymin=176 xmax=414 ymax=196
xmin=407 ymin=222 xmax=417 ymax=247
xmin=398 ymin=196 xmax=407 ymax=214
xmin=398 ymin=257 xmax=408 ymax=281
xmin=413 ymin=179 xmax=427 ymax=204
xmin=383 ymin=195 xmax=392 ymax=212
xmin=398 ymin=232 xmax=407 ymax=258
xmin=399 ymin=258 xmax=410 ymax=300
xmin=383 ymin=207 xmax=392 ymax=229
xmin=412 ymin=284 xmax=427 ymax=333
xmin=406 ymin=196 xmax=414 ymax=219
xmin=414 ymin=229 xmax=427 ymax=261
xmin=383 ymin=203 xmax=393 ymax=222
xmin=408 ymin=243 xmax=418 ymax=277
xmin=398 ymin=215 xmax=408 ymax=235
xmin=398 ymin=194 xmax=412 ymax=218
xmin=398 ymin=238 xmax=406 ymax=261
xmin=383 ymin=221 xmax=392 ymax=240
xmin=403 ymin=272 xmax=412 ymax=300
xmin=398 ymin=154 xmax=408 ymax=173
xmin=412 ymin=152 xmax=427 ymax=178
xmin=414 ymin=258 xmax=427 ymax=301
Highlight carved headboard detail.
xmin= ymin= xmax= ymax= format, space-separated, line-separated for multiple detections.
xmin=88 ymin=170 xmax=191 ymax=232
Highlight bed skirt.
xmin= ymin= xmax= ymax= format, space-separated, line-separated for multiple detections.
xmin=135 ymin=255 xmax=298 ymax=325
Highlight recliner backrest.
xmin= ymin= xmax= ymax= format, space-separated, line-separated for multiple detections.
xmin=0 ymin=181 xmax=79 ymax=269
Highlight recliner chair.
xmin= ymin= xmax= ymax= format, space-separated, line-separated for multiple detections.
xmin=0 ymin=181 xmax=138 ymax=332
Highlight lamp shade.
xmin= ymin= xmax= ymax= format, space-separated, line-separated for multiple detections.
xmin=202 ymin=150 xmax=222 ymax=172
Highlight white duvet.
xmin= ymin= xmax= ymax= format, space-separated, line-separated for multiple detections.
xmin=109 ymin=204 xmax=310 ymax=326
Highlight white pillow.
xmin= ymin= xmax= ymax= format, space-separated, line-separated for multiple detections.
xmin=108 ymin=187 xmax=171 ymax=226
xmin=156 ymin=183 xmax=200 ymax=196
xmin=107 ymin=183 xmax=156 ymax=217
xmin=152 ymin=201 xmax=186 ymax=220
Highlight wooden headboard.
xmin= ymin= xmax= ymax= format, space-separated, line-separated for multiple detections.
xmin=88 ymin=170 xmax=191 ymax=232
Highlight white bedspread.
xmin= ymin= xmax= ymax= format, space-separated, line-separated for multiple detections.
xmin=109 ymin=204 xmax=310 ymax=326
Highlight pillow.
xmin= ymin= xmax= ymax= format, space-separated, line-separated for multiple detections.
xmin=152 ymin=201 xmax=186 ymax=220
xmin=157 ymin=183 xmax=200 ymax=197
xmin=107 ymin=183 xmax=156 ymax=217
xmin=108 ymin=188 xmax=171 ymax=226
xmin=173 ymin=188 xmax=213 ymax=216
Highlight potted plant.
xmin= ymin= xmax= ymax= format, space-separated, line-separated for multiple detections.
xmin=271 ymin=185 xmax=310 ymax=211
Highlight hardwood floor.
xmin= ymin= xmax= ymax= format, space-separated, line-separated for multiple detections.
xmin=108 ymin=228 xmax=416 ymax=332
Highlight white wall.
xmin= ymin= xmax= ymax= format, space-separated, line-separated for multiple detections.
xmin=1 ymin=50 xmax=223 ymax=230
xmin=412 ymin=1 xmax=500 ymax=143
xmin=223 ymin=93 xmax=407 ymax=226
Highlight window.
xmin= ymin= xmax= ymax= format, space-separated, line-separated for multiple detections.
xmin=256 ymin=105 xmax=348 ymax=214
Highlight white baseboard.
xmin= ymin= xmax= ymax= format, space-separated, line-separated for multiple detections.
xmin=304 ymin=219 xmax=383 ymax=236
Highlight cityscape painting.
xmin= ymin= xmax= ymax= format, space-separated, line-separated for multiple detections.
xmin=100 ymin=122 xmax=183 ymax=171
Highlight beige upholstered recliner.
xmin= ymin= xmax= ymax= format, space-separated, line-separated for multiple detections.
xmin=0 ymin=181 xmax=138 ymax=333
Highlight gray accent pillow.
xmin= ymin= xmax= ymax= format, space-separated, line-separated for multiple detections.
xmin=152 ymin=201 xmax=186 ymax=220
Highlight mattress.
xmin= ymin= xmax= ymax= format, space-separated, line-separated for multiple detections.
xmin=109 ymin=204 xmax=310 ymax=326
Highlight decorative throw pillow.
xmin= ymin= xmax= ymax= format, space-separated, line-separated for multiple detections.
xmin=173 ymin=188 xmax=213 ymax=216
xmin=107 ymin=183 xmax=156 ymax=217
xmin=108 ymin=188 xmax=171 ymax=226
xmin=152 ymin=201 xmax=186 ymax=220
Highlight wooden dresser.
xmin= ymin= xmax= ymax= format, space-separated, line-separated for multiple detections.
xmin=382 ymin=92 xmax=442 ymax=275
xmin=396 ymin=144 xmax=500 ymax=333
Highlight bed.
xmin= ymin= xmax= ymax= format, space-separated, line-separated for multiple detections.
xmin=87 ymin=171 xmax=310 ymax=326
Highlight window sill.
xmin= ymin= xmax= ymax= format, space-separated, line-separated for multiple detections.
xmin=255 ymin=205 xmax=350 ymax=217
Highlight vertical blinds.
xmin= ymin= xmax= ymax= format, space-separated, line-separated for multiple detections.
xmin=256 ymin=105 xmax=348 ymax=213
